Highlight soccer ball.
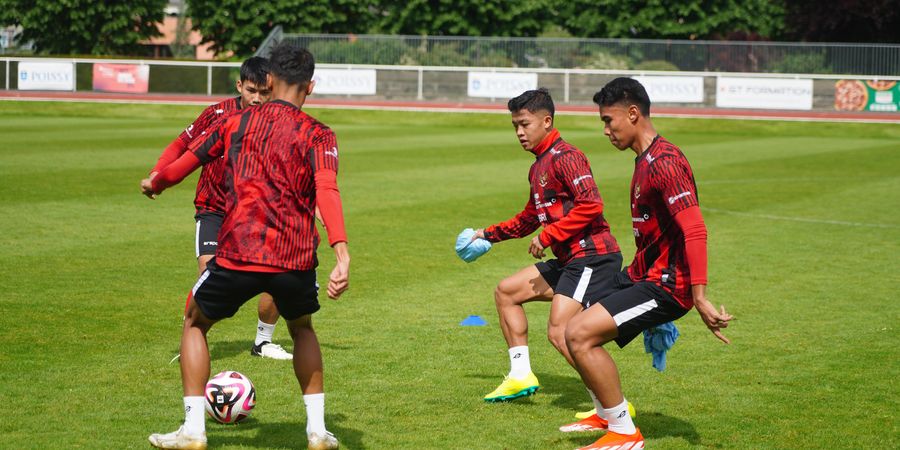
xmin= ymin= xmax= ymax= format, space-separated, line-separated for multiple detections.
xmin=205 ymin=371 xmax=256 ymax=424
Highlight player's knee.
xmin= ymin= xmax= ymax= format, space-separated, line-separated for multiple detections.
xmin=494 ymin=279 xmax=517 ymax=305
xmin=547 ymin=325 xmax=566 ymax=352
xmin=564 ymin=320 xmax=591 ymax=355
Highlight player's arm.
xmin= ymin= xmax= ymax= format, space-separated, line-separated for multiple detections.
xmin=534 ymin=152 xmax=604 ymax=255
xmin=653 ymin=159 xmax=733 ymax=343
xmin=149 ymin=106 xmax=215 ymax=175
xmin=144 ymin=122 xmax=227 ymax=198
xmin=478 ymin=196 xmax=541 ymax=243
xmin=312 ymin=129 xmax=350 ymax=300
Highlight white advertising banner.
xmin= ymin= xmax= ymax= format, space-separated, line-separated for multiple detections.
xmin=18 ymin=61 xmax=74 ymax=91
xmin=468 ymin=72 xmax=538 ymax=98
xmin=632 ymin=76 xmax=704 ymax=103
xmin=312 ymin=69 xmax=376 ymax=95
xmin=716 ymin=77 xmax=813 ymax=110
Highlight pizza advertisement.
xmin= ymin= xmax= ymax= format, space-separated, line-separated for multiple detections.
xmin=835 ymin=79 xmax=899 ymax=112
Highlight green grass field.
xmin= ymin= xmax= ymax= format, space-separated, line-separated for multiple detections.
xmin=0 ymin=101 xmax=897 ymax=449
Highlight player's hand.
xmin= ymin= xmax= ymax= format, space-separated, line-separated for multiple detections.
xmin=528 ymin=236 xmax=546 ymax=259
xmin=328 ymin=242 xmax=350 ymax=299
xmin=140 ymin=177 xmax=157 ymax=199
xmin=473 ymin=228 xmax=486 ymax=240
xmin=694 ymin=296 xmax=733 ymax=344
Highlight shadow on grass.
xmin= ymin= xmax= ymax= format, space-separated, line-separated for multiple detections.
xmin=207 ymin=338 xmax=296 ymax=361
xmin=206 ymin=413 xmax=365 ymax=449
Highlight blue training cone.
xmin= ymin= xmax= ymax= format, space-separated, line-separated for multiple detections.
xmin=460 ymin=315 xmax=487 ymax=326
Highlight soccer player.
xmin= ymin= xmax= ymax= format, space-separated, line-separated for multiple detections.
xmin=145 ymin=57 xmax=293 ymax=361
xmin=144 ymin=43 xmax=349 ymax=450
xmin=563 ymin=77 xmax=733 ymax=450
xmin=471 ymin=88 xmax=623 ymax=404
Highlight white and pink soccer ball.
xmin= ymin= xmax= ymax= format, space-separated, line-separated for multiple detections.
xmin=205 ymin=371 xmax=256 ymax=424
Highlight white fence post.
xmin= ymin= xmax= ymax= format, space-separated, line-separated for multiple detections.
xmin=564 ymin=69 xmax=569 ymax=103
xmin=207 ymin=64 xmax=212 ymax=96
xmin=417 ymin=67 xmax=423 ymax=100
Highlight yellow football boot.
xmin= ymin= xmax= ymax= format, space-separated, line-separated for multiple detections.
xmin=483 ymin=372 xmax=540 ymax=402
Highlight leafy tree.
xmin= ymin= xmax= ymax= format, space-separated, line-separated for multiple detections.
xmin=553 ymin=0 xmax=785 ymax=40
xmin=784 ymin=0 xmax=900 ymax=43
xmin=0 ymin=0 xmax=165 ymax=55
xmin=186 ymin=0 xmax=377 ymax=57
xmin=371 ymin=0 xmax=550 ymax=37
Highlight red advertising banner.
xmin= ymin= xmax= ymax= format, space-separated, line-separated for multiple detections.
xmin=92 ymin=63 xmax=150 ymax=93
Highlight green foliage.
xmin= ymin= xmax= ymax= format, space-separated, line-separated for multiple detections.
xmin=1 ymin=101 xmax=898 ymax=449
xmin=554 ymin=0 xmax=786 ymax=40
xmin=186 ymin=0 xmax=376 ymax=57
xmin=308 ymin=38 xmax=408 ymax=65
xmin=372 ymin=0 xmax=549 ymax=37
xmin=0 ymin=0 xmax=165 ymax=55
xmin=771 ymin=51 xmax=832 ymax=74
xmin=634 ymin=60 xmax=681 ymax=71
xmin=577 ymin=50 xmax=632 ymax=69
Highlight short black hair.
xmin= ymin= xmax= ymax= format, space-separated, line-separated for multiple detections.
xmin=268 ymin=42 xmax=315 ymax=87
xmin=508 ymin=88 xmax=555 ymax=119
xmin=239 ymin=56 xmax=269 ymax=86
xmin=593 ymin=78 xmax=651 ymax=117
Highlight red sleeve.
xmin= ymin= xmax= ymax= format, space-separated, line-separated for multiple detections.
xmin=539 ymin=151 xmax=604 ymax=246
xmin=483 ymin=197 xmax=540 ymax=242
xmin=151 ymin=152 xmax=202 ymax=193
xmin=151 ymin=105 xmax=217 ymax=173
xmin=673 ymin=205 xmax=708 ymax=285
xmin=311 ymin=128 xmax=346 ymax=245
xmin=539 ymin=202 xmax=603 ymax=247
xmin=315 ymin=169 xmax=347 ymax=245
xmin=151 ymin=139 xmax=188 ymax=174
xmin=649 ymin=156 xmax=699 ymax=217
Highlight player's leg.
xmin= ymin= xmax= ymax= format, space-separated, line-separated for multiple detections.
xmin=484 ymin=263 xmax=554 ymax=402
xmin=565 ymin=283 xmax=687 ymax=449
xmin=250 ymin=293 xmax=293 ymax=360
xmin=267 ymin=269 xmax=337 ymax=450
xmin=150 ymin=260 xmax=263 ymax=449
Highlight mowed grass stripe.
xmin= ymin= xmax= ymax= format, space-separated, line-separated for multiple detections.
xmin=0 ymin=102 xmax=897 ymax=449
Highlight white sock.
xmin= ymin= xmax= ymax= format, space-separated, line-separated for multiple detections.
xmin=587 ymin=388 xmax=603 ymax=414
xmin=183 ymin=396 xmax=206 ymax=436
xmin=255 ymin=319 xmax=276 ymax=346
xmin=303 ymin=393 xmax=326 ymax=435
xmin=603 ymin=398 xmax=636 ymax=435
xmin=508 ymin=345 xmax=531 ymax=379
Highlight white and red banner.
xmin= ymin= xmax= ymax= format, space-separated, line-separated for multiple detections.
xmin=716 ymin=77 xmax=813 ymax=110
xmin=92 ymin=63 xmax=149 ymax=94
xmin=468 ymin=72 xmax=538 ymax=99
xmin=17 ymin=61 xmax=74 ymax=91
xmin=632 ymin=76 xmax=704 ymax=103
xmin=312 ymin=69 xmax=377 ymax=95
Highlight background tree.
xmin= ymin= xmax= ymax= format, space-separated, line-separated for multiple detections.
xmin=553 ymin=0 xmax=785 ymax=40
xmin=784 ymin=0 xmax=900 ymax=43
xmin=370 ymin=0 xmax=549 ymax=37
xmin=186 ymin=0 xmax=377 ymax=57
xmin=0 ymin=0 xmax=165 ymax=55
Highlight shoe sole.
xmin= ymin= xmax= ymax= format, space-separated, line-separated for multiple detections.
xmin=483 ymin=385 xmax=539 ymax=402
xmin=559 ymin=425 xmax=607 ymax=433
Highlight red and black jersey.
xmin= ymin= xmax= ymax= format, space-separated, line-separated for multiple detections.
xmin=152 ymin=97 xmax=241 ymax=215
xmin=628 ymin=135 xmax=700 ymax=308
xmin=183 ymin=100 xmax=345 ymax=271
xmin=484 ymin=129 xmax=620 ymax=265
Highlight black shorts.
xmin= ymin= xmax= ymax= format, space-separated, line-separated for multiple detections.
xmin=195 ymin=212 xmax=224 ymax=258
xmin=191 ymin=258 xmax=320 ymax=321
xmin=536 ymin=253 xmax=623 ymax=308
xmin=594 ymin=270 xmax=690 ymax=348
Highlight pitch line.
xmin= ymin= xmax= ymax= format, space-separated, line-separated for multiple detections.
xmin=704 ymin=207 xmax=899 ymax=229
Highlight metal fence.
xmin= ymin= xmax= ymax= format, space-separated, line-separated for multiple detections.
xmin=255 ymin=33 xmax=900 ymax=77
xmin=5 ymin=57 xmax=900 ymax=113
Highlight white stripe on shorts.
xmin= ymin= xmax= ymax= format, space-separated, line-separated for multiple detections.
xmin=195 ymin=220 xmax=202 ymax=258
xmin=572 ymin=267 xmax=593 ymax=302
xmin=612 ymin=299 xmax=659 ymax=326
xmin=191 ymin=269 xmax=210 ymax=297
